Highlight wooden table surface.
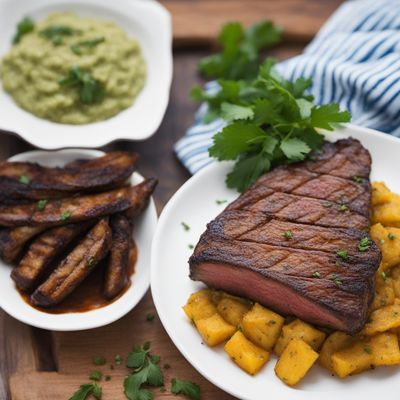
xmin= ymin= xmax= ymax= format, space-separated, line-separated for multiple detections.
xmin=0 ymin=1 xmax=344 ymax=398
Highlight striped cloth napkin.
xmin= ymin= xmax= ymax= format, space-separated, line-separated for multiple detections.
xmin=175 ymin=0 xmax=400 ymax=175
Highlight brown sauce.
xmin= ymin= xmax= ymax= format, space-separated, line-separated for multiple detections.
xmin=19 ymin=239 xmax=137 ymax=314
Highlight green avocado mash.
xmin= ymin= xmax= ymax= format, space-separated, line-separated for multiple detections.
xmin=0 ymin=12 xmax=146 ymax=124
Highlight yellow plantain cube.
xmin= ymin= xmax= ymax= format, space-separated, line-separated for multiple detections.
xmin=370 ymin=332 xmax=400 ymax=367
xmin=371 ymin=182 xmax=392 ymax=206
xmin=319 ymin=331 xmax=355 ymax=371
xmin=196 ymin=313 xmax=236 ymax=347
xmin=217 ymin=296 xmax=251 ymax=327
xmin=274 ymin=319 xmax=326 ymax=356
xmin=241 ymin=303 xmax=285 ymax=351
xmin=362 ymin=299 xmax=400 ymax=335
xmin=274 ymin=338 xmax=318 ymax=387
xmin=183 ymin=289 xmax=217 ymax=323
xmin=224 ymin=331 xmax=270 ymax=375
xmin=370 ymin=224 xmax=400 ymax=270
xmin=370 ymin=275 xmax=395 ymax=311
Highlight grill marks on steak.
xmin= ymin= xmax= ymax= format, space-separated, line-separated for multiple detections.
xmin=189 ymin=139 xmax=381 ymax=334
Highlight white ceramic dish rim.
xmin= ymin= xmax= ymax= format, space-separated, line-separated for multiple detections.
xmin=0 ymin=149 xmax=157 ymax=331
xmin=151 ymin=123 xmax=400 ymax=400
xmin=0 ymin=0 xmax=172 ymax=149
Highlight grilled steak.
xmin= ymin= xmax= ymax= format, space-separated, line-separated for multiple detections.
xmin=0 ymin=152 xmax=138 ymax=202
xmin=189 ymin=139 xmax=381 ymax=334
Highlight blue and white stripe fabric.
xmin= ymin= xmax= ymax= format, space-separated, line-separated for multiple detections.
xmin=175 ymin=0 xmax=400 ymax=175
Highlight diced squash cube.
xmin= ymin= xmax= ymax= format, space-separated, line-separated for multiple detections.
xmin=331 ymin=338 xmax=374 ymax=378
xmin=241 ymin=303 xmax=285 ymax=351
xmin=217 ymin=296 xmax=251 ymax=327
xmin=371 ymin=182 xmax=392 ymax=206
xmin=370 ymin=332 xmax=400 ymax=367
xmin=370 ymin=276 xmax=395 ymax=311
xmin=196 ymin=314 xmax=236 ymax=346
xmin=224 ymin=331 xmax=270 ymax=375
xmin=274 ymin=338 xmax=318 ymax=387
xmin=370 ymin=224 xmax=400 ymax=270
xmin=362 ymin=299 xmax=400 ymax=335
xmin=319 ymin=331 xmax=355 ymax=371
xmin=183 ymin=289 xmax=217 ymax=322
xmin=372 ymin=198 xmax=400 ymax=227
xmin=274 ymin=319 xmax=326 ymax=356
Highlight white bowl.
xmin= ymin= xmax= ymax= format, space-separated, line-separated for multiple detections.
xmin=0 ymin=149 xmax=158 ymax=331
xmin=0 ymin=0 xmax=172 ymax=149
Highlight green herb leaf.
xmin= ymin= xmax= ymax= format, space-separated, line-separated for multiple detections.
xmin=181 ymin=222 xmax=190 ymax=231
xmin=115 ymin=354 xmax=122 ymax=365
xmin=311 ymin=272 xmax=321 ymax=278
xmin=171 ymin=378 xmax=201 ymax=400
xmin=59 ymin=66 xmax=104 ymax=104
xmin=92 ymin=383 xmax=102 ymax=399
xmin=310 ymin=104 xmax=351 ymax=131
xmin=188 ymin=244 xmax=194 ymax=250
xmin=216 ymin=199 xmax=228 ymax=205
xmin=92 ymin=356 xmax=106 ymax=366
xmin=221 ymin=102 xmax=254 ymax=122
xmin=336 ymin=249 xmax=348 ymax=260
xmin=358 ymin=237 xmax=370 ymax=252
xmin=89 ymin=370 xmax=102 ymax=381
xmin=146 ymin=361 xmax=164 ymax=387
xmin=70 ymin=37 xmax=105 ymax=55
xmin=40 ymin=25 xmax=81 ymax=45
xmin=146 ymin=313 xmax=155 ymax=322
xmin=353 ymin=175 xmax=363 ymax=184
xmin=37 ymin=199 xmax=48 ymax=211
xmin=68 ymin=384 xmax=94 ymax=400
xmin=338 ymin=204 xmax=349 ymax=212
xmin=13 ymin=17 xmax=35 ymax=44
xmin=126 ymin=345 xmax=148 ymax=369
xmin=330 ymin=273 xmax=343 ymax=287
xmin=388 ymin=233 xmax=396 ymax=240
xmin=280 ymin=138 xmax=311 ymax=162
xmin=19 ymin=175 xmax=29 ymax=184
xmin=283 ymin=230 xmax=293 ymax=240
xmin=381 ymin=271 xmax=387 ymax=281
xmin=60 ymin=210 xmax=71 ymax=221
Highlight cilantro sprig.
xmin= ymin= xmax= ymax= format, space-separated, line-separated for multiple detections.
xmin=124 ymin=342 xmax=164 ymax=400
xmin=69 ymin=383 xmax=102 ymax=400
xmin=171 ymin=378 xmax=201 ymax=400
xmin=193 ymin=22 xmax=351 ymax=192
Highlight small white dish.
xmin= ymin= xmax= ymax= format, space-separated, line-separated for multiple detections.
xmin=151 ymin=124 xmax=400 ymax=400
xmin=0 ymin=149 xmax=158 ymax=331
xmin=0 ymin=0 xmax=172 ymax=149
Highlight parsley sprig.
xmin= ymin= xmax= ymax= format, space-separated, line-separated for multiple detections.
xmin=193 ymin=21 xmax=351 ymax=192
xmin=124 ymin=342 xmax=164 ymax=400
xmin=13 ymin=17 xmax=35 ymax=44
xmin=59 ymin=66 xmax=105 ymax=104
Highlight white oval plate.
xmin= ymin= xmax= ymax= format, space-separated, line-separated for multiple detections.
xmin=151 ymin=124 xmax=400 ymax=400
xmin=0 ymin=0 xmax=172 ymax=149
xmin=0 ymin=149 xmax=157 ymax=331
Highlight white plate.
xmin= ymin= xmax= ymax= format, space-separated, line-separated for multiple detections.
xmin=0 ymin=0 xmax=172 ymax=149
xmin=0 ymin=149 xmax=157 ymax=331
xmin=151 ymin=124 xmax=400 ymax=400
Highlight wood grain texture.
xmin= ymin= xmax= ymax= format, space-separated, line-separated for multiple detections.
xmin=161 ymin=0 xmax=344 ymax=47
xmin=0 ymin=0 xmax=342 ymax=398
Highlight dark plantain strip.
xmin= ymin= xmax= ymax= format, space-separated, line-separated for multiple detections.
xmin=0 ymin=182 xmax=155 ymax=227
xmin=0 ymin=226 xmax=45 ymax=263
xmin=31 ymin=218 xmax=112 ymax=307
xmin=0 ymin=152 xmax=138 ymax=202
xmin=11 ymin=222 xmax=93 ymax=292
xmin=104 ymin=215 xmax=131 ymax=299
xmin=124 ymin=178 xmax=158 ymax=220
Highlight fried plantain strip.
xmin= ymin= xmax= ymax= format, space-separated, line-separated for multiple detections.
xmin=103 ymin=215 xmax=131 ymax=299
xmin=0 ymin=226 xmax=45 ymax=263
xmin=0 ymin=152 xmax=138 ymax=202
xmin=0 ymin=183 xmax=139 ymax=227
xmin=124 ymin=178 xmax=158 ymax=220
xmin=31 ymin=218 xmax=112 ymax=307
xmin=11 ymin=222 xmax=93 ymax=292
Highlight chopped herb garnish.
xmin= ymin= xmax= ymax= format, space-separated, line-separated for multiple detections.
xmin=336 ymin=249 xmax=348 ymax=260
xmin=363 ymin=346 xmax=372 ymax=355
xmin=89 ymin=370 xmax=102 ymax=381
xmin=146 ymin=312 xmax=155 ymax=322
xmin=87 ymin=257 xmax=95 ymax=267
xmin=358 ymin=237 xmax=370 ymax=252
xmin=59 ymin=66 xmax=105 ymax=104
xmin=37 ymin=199 xmax=48 ymax=210
xmin=188 ymin=244 xmax=195 ymax=250
xmin=19 ymin=175 xmax=29 ymax=184
xmin=92 ymin=356 xmax=106 ymax=366
xmin=381 ymin=271 xmax=387 ymax=281
xmin=124 ymin=342 xmax=163 ymax=400
xmin=13 ymin=17 xmax=35 ymax=44
xmin=181 ymin=222 xmax=190 ymax=231
xmin=60 ymin=210 xmax=71 ymax=221
xmin=283 ymin=230 xmax=293 ymax=240
xmin=388 ymin=233 xmax=396 ymax=240
xmin=311 ymin=272 xmax=321 ymax=278
xmin=114 ymin=355 xmax=122 ymax=365
xmin=39 ymin=25 xmax=81 ymax=45
xmin=380 ymin=239 xmax=385 ymax=244
xmin=338 ymin=204 xmax=349 ymax=212
xmin=330 ymin=273 xmax=343 ymax=287
xmin=171 ymin=378 xmax=201 ymax=400
xmin=216 ymin=199 xmax=228 ymax=205
xmin=353 ymin=176 xmax=363 ymax=184
xmin=71 ymin=37 xmax=105 ymax=55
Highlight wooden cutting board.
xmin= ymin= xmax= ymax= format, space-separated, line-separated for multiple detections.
xmin=1 ymin=1 xmax=344 ymax=399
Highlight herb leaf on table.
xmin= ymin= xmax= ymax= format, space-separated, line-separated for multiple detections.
xmin=171 ymin=378 xmax=201 ymax=400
